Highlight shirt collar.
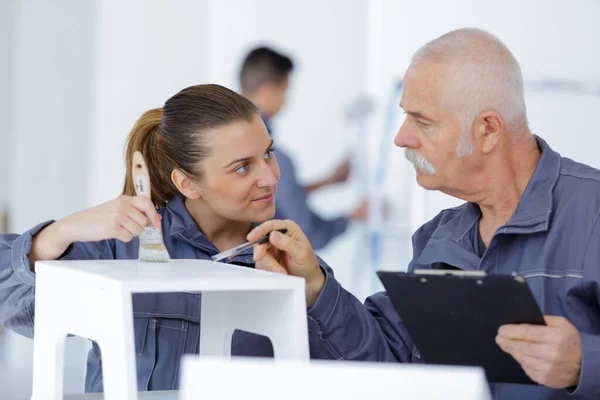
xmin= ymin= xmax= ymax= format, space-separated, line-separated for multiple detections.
xmin=165 ymin=194 xmax=258 ymax=263
xmin=431 ymin=135 xmax=560 ymax=242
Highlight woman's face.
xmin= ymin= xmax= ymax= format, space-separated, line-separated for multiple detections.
xmin=196 ymin=114 xmax=279 ymax=223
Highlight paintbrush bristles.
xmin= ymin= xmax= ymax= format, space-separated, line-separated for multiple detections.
xmin=138 ymin=243 xmax=171 ymax=263
xmin=138 ymin=226 xmax=171 ymax=262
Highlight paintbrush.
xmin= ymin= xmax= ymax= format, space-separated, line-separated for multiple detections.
xmin=211 ymin=229 xmax=288 ymax=262
xmin=132 ymin=151 xmax=171 ymax=262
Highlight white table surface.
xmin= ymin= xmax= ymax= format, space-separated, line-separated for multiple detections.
xmin=36 ymin=259 xmax=304 ymax=292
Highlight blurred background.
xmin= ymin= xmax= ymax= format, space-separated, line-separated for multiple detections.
xmin=0 ymin=0 xmax=599 ymax=398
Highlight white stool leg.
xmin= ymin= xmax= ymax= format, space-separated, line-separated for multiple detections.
xmin=97 ymin=286 xmax=138 ymax=400
xmin=31 ymin=327 xmax=68 ymax=400
xmin=33 ymin=271 xmax=139 ymax=400
xmin=32 ymin=270 xmax=68 ymax=400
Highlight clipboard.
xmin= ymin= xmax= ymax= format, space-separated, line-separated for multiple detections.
xmin=377 ymin=269 xmax=546 ymax=385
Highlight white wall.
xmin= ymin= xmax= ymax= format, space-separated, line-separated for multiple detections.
xmin=90 ymin=0 xmax=212 ymax=206
xmin=8 ymin=0 xmax=96 ymax=233
xmin=0 ymin=0 xmax=16 ymax=225
xmin=0 ymin=0 xmax=19 ymax=395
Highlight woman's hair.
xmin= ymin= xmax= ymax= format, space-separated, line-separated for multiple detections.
xmin=122 ymin=84 xmax=259 ymax=208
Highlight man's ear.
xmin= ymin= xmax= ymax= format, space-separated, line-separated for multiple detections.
xmin=474 ymin=111 xmax=503 ymax=154
xmin=171 ymin=169 xmax=201 ymax=200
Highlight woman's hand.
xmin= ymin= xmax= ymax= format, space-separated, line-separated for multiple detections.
xmin=29 ymin=195 xmax=161 ymax=267
xmin=247 ymin=219 xmax=325 ymax=307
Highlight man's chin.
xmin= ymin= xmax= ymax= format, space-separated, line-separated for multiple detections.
xmin=415 ymin=171 xmax=439 ymax=190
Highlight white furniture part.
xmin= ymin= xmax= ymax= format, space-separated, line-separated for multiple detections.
xmin=31 ymin=259 xmax=309 ymax=400
xmin=179 ymin=357 xmax=493 ymax=400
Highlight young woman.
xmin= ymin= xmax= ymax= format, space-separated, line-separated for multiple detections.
xmin=0 ymin=84 xmax=334 ymax=392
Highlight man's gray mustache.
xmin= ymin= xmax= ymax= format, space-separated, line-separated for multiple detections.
xmin=405 ymin=148 xmax=436 ymax=175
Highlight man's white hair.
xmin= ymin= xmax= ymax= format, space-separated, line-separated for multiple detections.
xmin=410 ymin=28 xmax=528 ymax=157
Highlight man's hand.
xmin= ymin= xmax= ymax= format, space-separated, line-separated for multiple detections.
xmin=349 ymin=200 xmax=368 ymax=221
xmin=248 ymin=219 xmax=324 ymax=307
xmin=328 ymin=157 xmax=351 ymax=185
xmin=496 ymin=316 xmax=582 ymax=389
xmin=304 ymin=157 xmax=352 ymax=194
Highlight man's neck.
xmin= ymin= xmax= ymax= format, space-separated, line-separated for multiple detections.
xmin=244 ymin=93 xmax=273 ymax=118
xmin=184 ymin=198 xmax=253 ymax=253
xmin=467 ymin=135 xmax=541 ymax=240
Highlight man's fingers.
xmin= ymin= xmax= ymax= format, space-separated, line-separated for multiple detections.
xmin=255 ymin=252 xmax=287 ymax=275
xmin=509 ymin=350 xmax=546 ymax=373
xmin=247 ymin=219 xmax=305 ymax=242
xmin=498 ymin=324 xmax=551 ymax=343
xmin=268 ymin=231 xmax=306 ymax=261
xmin=496 ymin=336 xmax=547 ymax=359
xmin=544 ymin=315 xmax=568 ymax=327
xmin=253 ymin=242 xmax=271 ymax=261
xmin=253 ymin=243 xmax=264 ymax=261
xmin=515 ymin=356 xmax=548 ymax=385
xmin=247 ymin=220 xmax=288 ymax=241
xmin=497 ymin=338 xmax=547 ymax=375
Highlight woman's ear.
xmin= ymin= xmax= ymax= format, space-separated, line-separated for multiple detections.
xmin=171 ymin=169 xmax=202 ymax=200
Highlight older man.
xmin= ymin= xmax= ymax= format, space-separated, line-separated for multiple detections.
xmin=252 ymin=28 xmax=600 ymax=399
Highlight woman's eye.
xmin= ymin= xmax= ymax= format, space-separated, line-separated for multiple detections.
xmin=264 ymin=149 xmax=274 ymax=159
xmin=235 ymin=164 xmax=249 ymax=174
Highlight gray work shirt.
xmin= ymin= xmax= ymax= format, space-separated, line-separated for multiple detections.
xmin=307 ymin=136 xmax=600 ymax=399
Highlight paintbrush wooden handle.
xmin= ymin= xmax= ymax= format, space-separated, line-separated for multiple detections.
xmin=132 ymin=151 xmax=152 ymax=199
